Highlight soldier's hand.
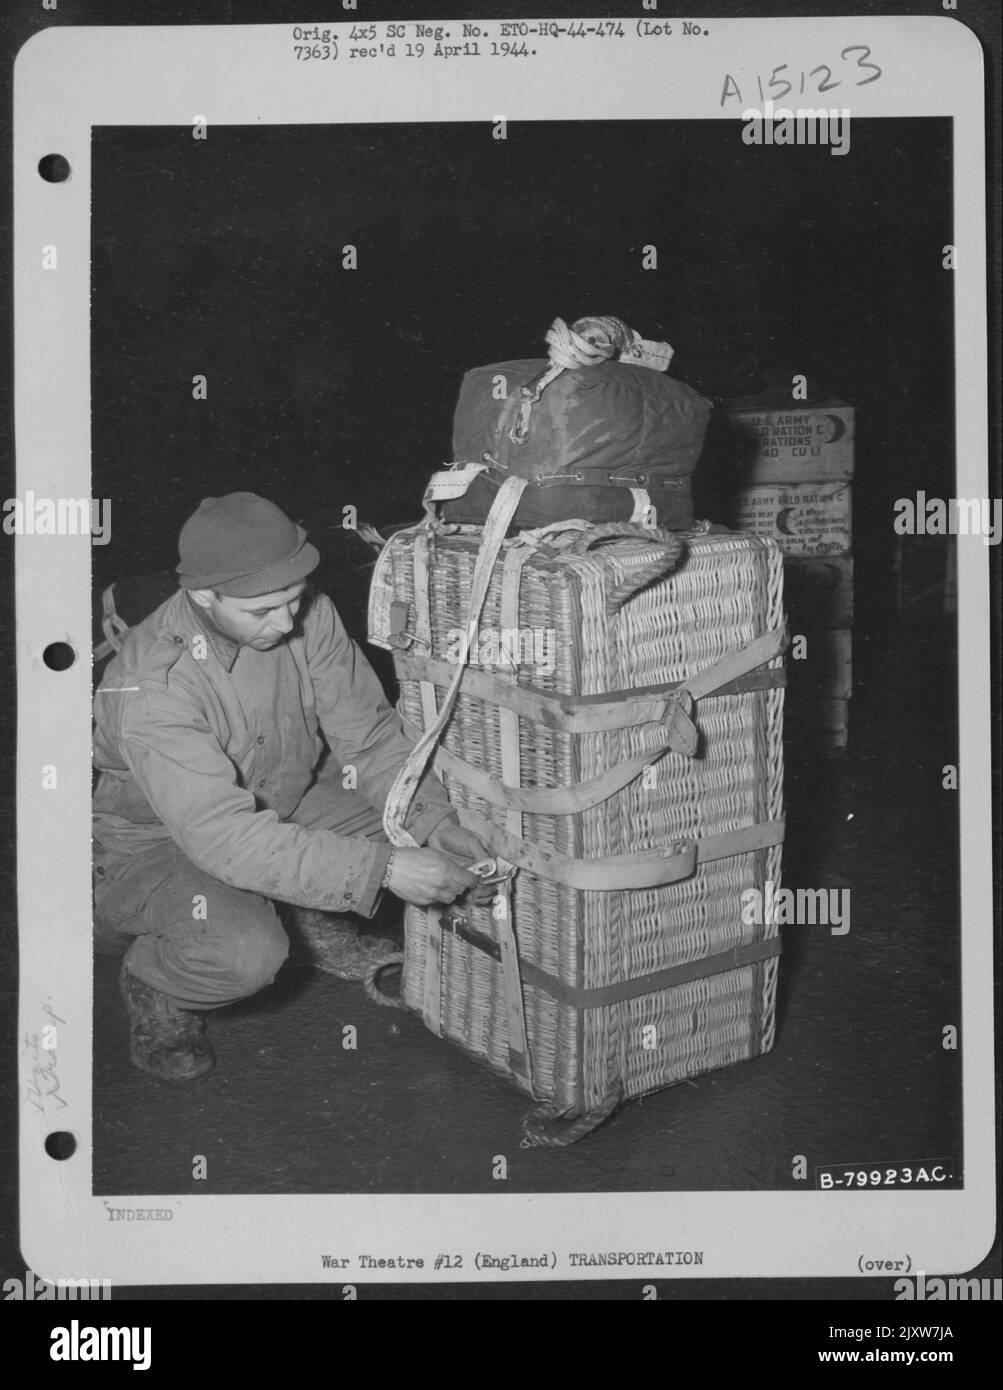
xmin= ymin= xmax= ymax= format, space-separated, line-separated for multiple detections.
xmin=425 ymin=821 xmax=497 ymax=904
xmin=386 ymin=848 xmax=478 ymax=908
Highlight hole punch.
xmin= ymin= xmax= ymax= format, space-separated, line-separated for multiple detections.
xmin=43 ymin=642 xmax=76 ymax=671
xmin=38 ymin=154 xmax=71 ymax=183
xmin=44 ymin=1131 xmax=76 ymax=1161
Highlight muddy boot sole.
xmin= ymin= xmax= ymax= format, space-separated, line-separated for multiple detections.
xmin=128 ymin=1035 xmax=215 ymax=1083
xmin=119 ymin=965 xmax=215 ymax=1082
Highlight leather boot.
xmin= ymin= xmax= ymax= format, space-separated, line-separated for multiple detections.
xmin=119 ymin=964 xmax=215 ymax=1082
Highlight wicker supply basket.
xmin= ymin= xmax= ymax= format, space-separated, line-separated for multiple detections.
xmin=369 ymin=492 xmax=786 ymax=1145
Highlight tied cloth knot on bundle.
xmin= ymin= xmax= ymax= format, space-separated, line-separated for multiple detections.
xmin=510 ymin=315 xmax=675 ymax=444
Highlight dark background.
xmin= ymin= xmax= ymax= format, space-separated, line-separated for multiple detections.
xmin=87 ymin=117 xmax=966 ymax=1197
xmin=2 ymin=0 xmax=999 ymax=1315
xmin=91 ymin=116 xmax=954 ymax=602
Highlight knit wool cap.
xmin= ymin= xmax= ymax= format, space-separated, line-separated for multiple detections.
xmin=177 ymin=493 xmax=320 ymax=597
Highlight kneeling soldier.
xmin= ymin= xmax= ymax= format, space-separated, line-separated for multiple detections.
xmin=93 ymin=492 xmax=489 ymax=1080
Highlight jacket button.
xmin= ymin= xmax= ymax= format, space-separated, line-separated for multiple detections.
xmin=256 ymin=735 xmax=266 ymax=745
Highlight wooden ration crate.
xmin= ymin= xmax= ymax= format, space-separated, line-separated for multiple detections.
xmin=783 ymin=556 xmax=854 ymax=633
xmin=719 ymin=397 xmax=855 ymax=485
xmin=369 ymin=523 xmax=787 ymax=1140
xmin=731 ymin=482 xmax=852 ymax=557
xmin=787 ymin=697 xmax=851 ymax=757
xmin=788 ymin=629 xmax=852 ymax=702
xmin=784 ymin=625 xmax=853 ymax=759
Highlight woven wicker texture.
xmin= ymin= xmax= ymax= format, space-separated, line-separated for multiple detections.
xmin=373 ymin=528 xmax=784 ymax=1115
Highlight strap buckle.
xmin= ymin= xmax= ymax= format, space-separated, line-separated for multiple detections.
xmin=387 ymin=600 xmax=415 ymax=650
xmin=663 ymin=688 xmax=699 ymax=758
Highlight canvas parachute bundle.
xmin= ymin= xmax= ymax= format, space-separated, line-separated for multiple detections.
xmin=360 ymin=324 xmax=782 ymax=1146
xmin=428 ymin=315 xmax=712 ymax=531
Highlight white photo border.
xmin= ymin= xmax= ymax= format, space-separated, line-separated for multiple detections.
xmin=14 ymin=14 xmax=993 ymax=1285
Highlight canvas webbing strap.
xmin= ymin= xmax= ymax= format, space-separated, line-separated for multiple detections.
xmin=498 ymin=542 xmax=534 ymax=831
xmin=452 ymin=811 xmax=785 ymax=891
xmin=393 ymin=625 xmax=787 ymax=734
xmin=494 ymin=544 xmax=536 ymax=1091
xmin=383 ymin=477 xmax=530 ymax=1040
xmin=526 ymin=937 xmax=782 ymax=1010
xmin=684 ymin=629 xmax=786 ymax=701
xmin=383 ymin=474 xmax=530 ymax=849
xmin=628 ymin=489 xmax=652 ymax=523
xmin=418 ymin=733 xmax=670 ymax=816
xmin=487 ymin=883 xmax=534 ymax=1094
xmin=411 ymin=533 xmax=440 ymax=734
xmin=438 ymin=914 xmax=781 ymax=1009
xmin=397 ymin=627 xmax=785 ymax=816
xmin=412 ymin=534 xmax=444 ymax=1035
xmin=421 ymin=906 xmax=443 ymax=1038
xmin=422 ymin=462 xmax=489 ymax=515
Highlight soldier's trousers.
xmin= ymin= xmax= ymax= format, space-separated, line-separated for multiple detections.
xmin=93 ymin=777 xmax=387 ymax=1011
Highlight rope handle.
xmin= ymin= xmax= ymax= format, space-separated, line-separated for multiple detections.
xmin=560 ymin=522 xmax=686 ymax=614
xmin=506 ymin=316 xmax=674 ymax=448
xmin=520 ymin=1086 xmax=623 ymax=1147
xmin=363 ymin=953 xmax=406 ymax=1009
xmin=561 ymin=521 xmax=680 ymax=555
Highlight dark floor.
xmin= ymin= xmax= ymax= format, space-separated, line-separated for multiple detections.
xmin=92 ymin=615 xmax=965 ymax=1196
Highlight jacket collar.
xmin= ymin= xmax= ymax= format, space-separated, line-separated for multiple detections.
xmin=163 ymin=589 xmax=242 ymax=673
